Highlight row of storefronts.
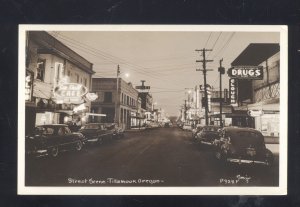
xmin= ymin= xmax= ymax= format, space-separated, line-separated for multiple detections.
xmin=180 ymin=43 xmax=280 ymax=138
xmin=25 ymin=31 xmax=164 ymax=133
xmin=25 ymin=31 xmax=96 ymax=134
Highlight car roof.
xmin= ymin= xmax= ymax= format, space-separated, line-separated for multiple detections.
xmin=222 ymin=126 xmax=263 ymax=136
xmin=36 ymin=124 xmax=68 ymax=127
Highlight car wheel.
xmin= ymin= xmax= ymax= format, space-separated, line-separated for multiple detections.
xmin=49 ymin=146 xmax=59 ymax=157
xmin=97 ymin=137 xmax=103 ymax=145
xmin=75 ymin=140 xmax=83 ymax=151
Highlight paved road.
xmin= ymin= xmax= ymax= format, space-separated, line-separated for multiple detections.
xmin=25 ymin=127 xmax=279 ymax=187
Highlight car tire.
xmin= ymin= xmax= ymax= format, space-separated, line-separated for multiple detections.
xmin=97 ymin=137 xmax=103 ymax=145
xmin=49 ymin=146 xmax=59 ymax=157
xmin=75 ymin=140 xmax=83 ymax=151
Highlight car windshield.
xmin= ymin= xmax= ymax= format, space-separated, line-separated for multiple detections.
xmin=82 ymin=124 xmax=99 ymax=129
xmin=203 ymin=126 xmax=219 ymax=132
xmin=35 ymin=126 xmax=54 ymax=135
xmin=230 ymin=131 xmax=265 ymax=148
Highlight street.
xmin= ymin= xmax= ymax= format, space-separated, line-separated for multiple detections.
xmin=25 ymin=127 xmax=279 ymax=187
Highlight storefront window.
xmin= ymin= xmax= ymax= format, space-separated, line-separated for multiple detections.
xmin=36 ymin=59 xmax=45 ymax=81
xmin=104 ymin=92 xmax=112 ymax=103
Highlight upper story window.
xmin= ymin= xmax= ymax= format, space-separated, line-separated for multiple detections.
xmin=36 ymin=59 xmax=45 ymax=81
xmin=76 ymin=74 xmax=79 ymax=83
xmin=104 ymin=92 xmax=112 ymax=103
xmin=54 ymin=62 xmax=64 ymax=85
xmin=84 ymin=78 xmax=87 ymax=87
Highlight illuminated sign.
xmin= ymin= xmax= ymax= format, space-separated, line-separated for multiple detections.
xmin=227 ymin=66 xmax=263 ymax=80
xmin=25 ymin=75 xmax=32 ymax=101
xmin=229 ymin=79 xmax=237 ymax=104
xmin=135 ymin=86 xmax=150 ymax=89
xmin=53 ymin=83 xmax=88 ymax=104
xmin=248 ymin=110 xmax=264 ymax=117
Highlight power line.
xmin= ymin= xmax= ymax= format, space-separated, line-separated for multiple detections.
xmin=207 ymin=32 xmax=222 ymax=57
xmin=204 ymin=32 xmax=212 ymax=48
xmin=212 ymin=32 xmax=236 ymax=59
xmin=51 ymin=32 xmax=187 ymax=87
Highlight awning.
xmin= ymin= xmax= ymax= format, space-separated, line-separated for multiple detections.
xmin=86 ymin=113 xmax=106 ymax=117
xmin=235 ymin=98 xmax=279 ymax=111
xmin=231 ymin=43 xmax=280 ymax=66
xmin=131 ymin=116 xmax=145 ymax=119
xmin=56 ymin=110 xmax=74 ymax=115
xmin=32 ymin=80 xmax=52 ymax=99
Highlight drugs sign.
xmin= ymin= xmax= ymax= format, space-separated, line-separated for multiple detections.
xmin=227 ymin=66 xmax=263 ymax=80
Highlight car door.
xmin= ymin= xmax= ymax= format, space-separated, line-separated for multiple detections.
xmin=64 ymin=126 xmax=77 ymax=143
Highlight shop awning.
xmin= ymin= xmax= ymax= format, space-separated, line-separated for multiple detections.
xmin=32 ymin=80 xmax=52 ymax=99
xmin=131 ymin=115 xmax=145 ymax=119
xmin=86 ymin=113 xmax=106 ymax=117
xmin=235 ymin=98 xmax=279 ymax=111
xmin=231 ymin=43 xmax=280 ymax=66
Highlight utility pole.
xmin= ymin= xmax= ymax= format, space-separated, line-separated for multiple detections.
xmin=184 ymin=100 xmax=187 ymax=122
xmin=115 ymin=64 xmax=120 ymax=124
xmin=196 ymin=48 xmax=213 ymax=126
xmin=218 ymin=59 xmax=225 ymax=127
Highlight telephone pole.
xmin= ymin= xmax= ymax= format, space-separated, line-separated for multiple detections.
xmin=115 ymin=64 xmax=120 ymax=124
xmin=184 ymin=100 xmax=187 ymax=122
xmin=196 ymin=48 xmax=213 ymax=126
xmin=218 ymin=59 xmax=225 ymax=127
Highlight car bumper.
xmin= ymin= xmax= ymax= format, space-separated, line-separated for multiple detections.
xmin=200 ymin=141 xmax=213 ymax=145
xmin=226 ymin=158 xmax=271 ymax=166
xmin=87 ymin=138 xmax=99 ymax=143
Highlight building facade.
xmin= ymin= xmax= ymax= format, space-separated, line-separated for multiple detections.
xmin=91 ymin=78 xmax=139 ymax=129
xmin=25 ymin=31 xmax=94 ymax=134
xmin=230 ymin=43 xmax=280 ymax=137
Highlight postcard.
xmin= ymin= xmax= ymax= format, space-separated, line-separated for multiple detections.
xmin=18 ymin=25 xmax=287 ymax=195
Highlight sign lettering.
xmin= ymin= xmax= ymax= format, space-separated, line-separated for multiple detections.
xmin=53 ymin=83 xmax=88 ymax=104
xmin=228 ymin=66 xmax=263 ymax=80
xmin=229 ymin=79 xmax=237 ymax=104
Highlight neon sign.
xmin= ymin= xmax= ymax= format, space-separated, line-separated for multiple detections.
xmin=53 ymin=83 xmax=88 ymax=104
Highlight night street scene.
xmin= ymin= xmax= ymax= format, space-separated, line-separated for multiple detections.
xmin=20 ymin=26 xmax=285 ymax=192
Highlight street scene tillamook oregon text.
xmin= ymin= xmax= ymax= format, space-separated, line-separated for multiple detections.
xmin=18 ymin=25 xmax=287 ymax=195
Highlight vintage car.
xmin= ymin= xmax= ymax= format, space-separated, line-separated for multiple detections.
xmin=25 ymin=124 xmax=86 ymax=157
xmin=105 ymin=123 xmax=125 ymax=139
xmin=192 ymin=124 xmax=205 ymax=140
xmin=195 ymin=125 xmax=221 ymax=145
xmin=214 ymin=127 xmax=274 ymax=166
xmin=182 ymin=123 xmax=192 ymax=131
xmin=79 ymin=123 xmax=113 ymax=144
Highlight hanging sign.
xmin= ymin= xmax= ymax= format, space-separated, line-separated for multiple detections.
xmin=248 ymin=110 xmax=264 ymax=117
xmin=52 ymin=83 xmax=88 ymax=104
xmin=229 ymin=78 xmax=237 ymax=104
xmin=227 ymin=66 xmax=263 ymax=80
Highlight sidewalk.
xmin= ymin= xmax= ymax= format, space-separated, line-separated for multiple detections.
xmin=125 ymin=127 xmax=146 ymax=132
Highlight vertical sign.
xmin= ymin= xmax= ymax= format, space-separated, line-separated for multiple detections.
xmin=229 ymin=79 xmax=237 ymax=104
xmin=25 ymin=71 xmax=33 ymax=101
xmin=224 ymin=88 xmax=228 ymax=104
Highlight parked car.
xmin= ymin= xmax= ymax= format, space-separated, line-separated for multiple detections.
xmin=195 ymin=125 xmax=221 ymax=145
xmin=105 ymin=123 xmax=125 ymax=139
xmin=192 ymin=124 xmax=204 ymax=140
xmin=79 ymin=123 xmax=113 ymax=144
xmin=25 ymin=124 xmax=86 ymax=157
xmin=182 ymin=123 xmax=192 ymax=131
xmin=214 ymin=127 xmax=274 ymax=167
